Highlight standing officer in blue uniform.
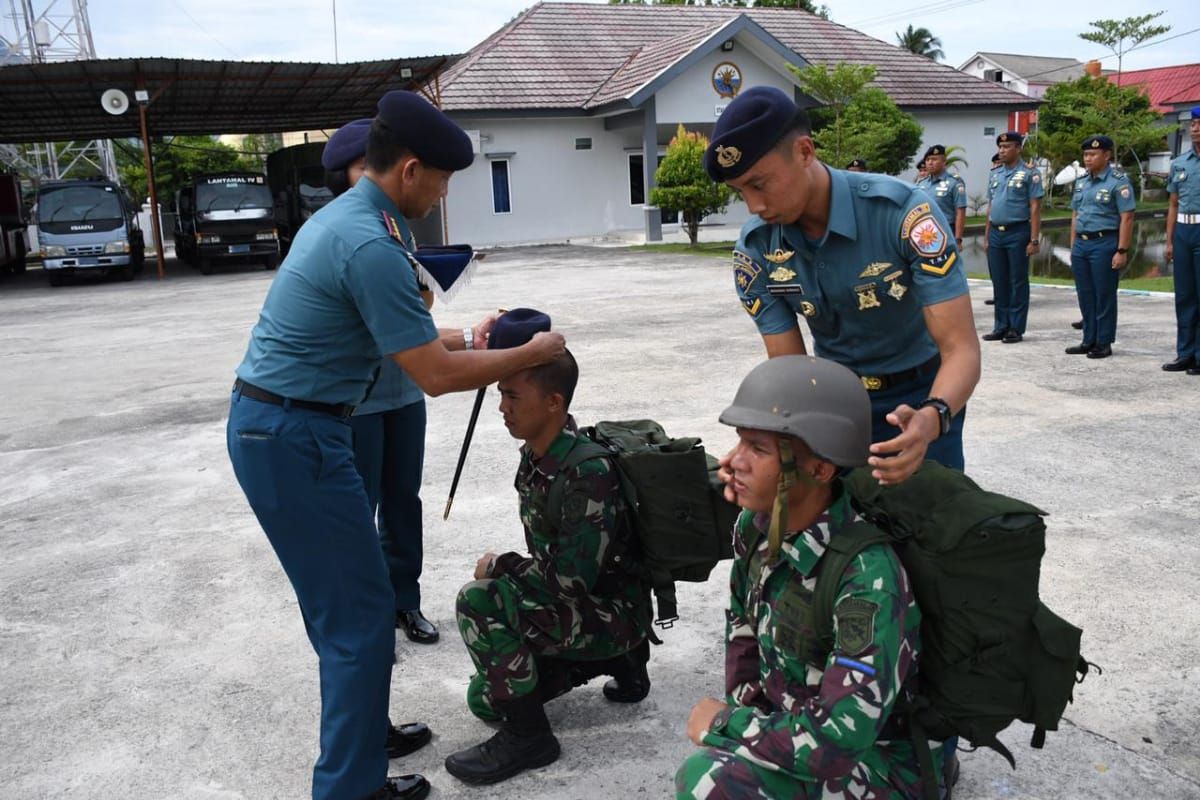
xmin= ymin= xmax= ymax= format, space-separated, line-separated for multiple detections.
xmin=916 ymin=145 xmax=967 ymax=247
xmin=704 ymin=86 xmax=981 ymax=489
xmin=1164 ymin=106 xmax=1200 ymax=375
xmin=227 ymin=91 xmax=566 ymax=800
xmin=1067 ymin=135 xmax=1136 ymax=360
xmin=323 ymin=120 xmax=442 ymax=646
xmin=984 ymin=131 xmax=1043 ymax=343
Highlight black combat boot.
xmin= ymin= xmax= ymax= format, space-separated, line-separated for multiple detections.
xmin=602 ymin=639 xmax=651 ymax=703
xmin=444 ymin=694 xmax=561 ymax=785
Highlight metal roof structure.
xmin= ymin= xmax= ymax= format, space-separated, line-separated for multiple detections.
xmin=0 ymin=54 xmax=460 ymax=144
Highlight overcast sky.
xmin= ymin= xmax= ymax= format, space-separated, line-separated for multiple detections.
xmin=70 ymin=1 xmax=1200 ymax=73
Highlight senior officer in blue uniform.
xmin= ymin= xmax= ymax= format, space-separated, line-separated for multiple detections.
xmin=324 ymin=120 xmax=441 ymax=646
xmin=916 ymin=144 xmax=967 ymax=247
xmin=1164 ymin=106 xmax=1200 ymax=375
xmin=704 ymin=86 xmax=981 ymax=488
xmin=985 ymin=131 xmax=1043 ymax=343
xmin=227 ymin=91 xmax=566 ymax=800
xmin=1067 ymin=135 xmax=1136 ymax=360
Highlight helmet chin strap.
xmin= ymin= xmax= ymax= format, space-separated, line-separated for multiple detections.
xmin=767 ymin=437 xmax=822 ymax=562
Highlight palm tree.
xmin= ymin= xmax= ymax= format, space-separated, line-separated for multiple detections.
xmin=896 ymin=25 xmax=944 ymax=61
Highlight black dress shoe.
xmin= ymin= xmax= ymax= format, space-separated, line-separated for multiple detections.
xmin=981 ymin=330 xmax=1006 ymax=341
xmin=1065 ymin=342 xmax=1094 ymax=355
xmin=398 ymin=609 xmax=439 ymax=644
xmin=1002 ymin=330 xmax=1023 ymax=343
xmin=1071 ymin=320 xmax=1083 ymax=330
xmin=386 ymin=721 xmax=432 ymax=759
xmin=984 ymin=298 xmax=995 ymax=305
xmin=1188 ymin=366 xmax=1200 ymax=376
xmin=363 ymin=774 xmax=430 ymax=800
xmin=1087 ymin=345 xmax=1112 ymax=359
xmin=1163 ymin=357 xmax=1194 ymax=372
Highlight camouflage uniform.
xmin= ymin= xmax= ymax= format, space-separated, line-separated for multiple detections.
xmin=675 ymin=491 xmax=936 ymax=799
xmin=456 ymin=427 xmax=650 ymax=721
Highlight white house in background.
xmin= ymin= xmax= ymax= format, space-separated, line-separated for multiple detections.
xmin=431 ymin=2 xmax=1035 ymax=247
xmin=958 ymin=52 xmax=1093 ymax=137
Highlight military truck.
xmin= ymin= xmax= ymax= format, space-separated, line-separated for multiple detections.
xmin=266 ymin=142 xmax=333 ymax=256
xmin=174 ymin=172 xmax=279 ymax=274
xmin=35 ymin=178 xmax=145 ymax=286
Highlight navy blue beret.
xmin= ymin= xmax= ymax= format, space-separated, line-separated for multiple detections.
xmin=1192 ymin=106 xmax=1200 ymax=119
xmin=846 ymin=158 xmax=867 ymax=170
xmin=991 ymin=153 xmax=1002 ymax=163
xmin=1082 ymin=135 xmax=1114 ymax=152
xmin=376 ymin=90 xmax=474 ymax=172
xmin=704 ymin=86 xmax=798 ymax=182
xmin=490 ymin=308 xmax=551 ymax=350
xmin=924 ymin=144 xmax=946 ymax=158
xmin=321 ymin=118 xmax=372 ymax=171
xmin=996 ymin=130 xmax=1024 ymax=146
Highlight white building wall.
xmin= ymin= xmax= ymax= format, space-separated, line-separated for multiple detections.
xmin=655 ymin=42 xmax=796 ymax=124
xmin=902 ymin=109 xmax=1014 ymax=208
xmin=959 ymin=56 xmax=1029 ymax=97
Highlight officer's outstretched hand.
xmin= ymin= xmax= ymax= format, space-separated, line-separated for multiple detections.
xmin=525 ymin=331 xmax=567 ymax=364
xmin=472 ymin=314 xmax=499 ymax=349
xmin=868 ymin=404 xmax=939 ymax=485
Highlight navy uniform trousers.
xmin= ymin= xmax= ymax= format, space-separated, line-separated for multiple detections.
xmin=351 ymin=400 xmax=427 ymax=612
xmin=1174 ymin=222 xmax=1200 ymax=362
xmin=227 ymin=390 xmax=394 ymax=800
xmin=1070 ymin=237 xmax=1121 ymax=347
xmin=987 ymin=222 xmax=1032 ymax=336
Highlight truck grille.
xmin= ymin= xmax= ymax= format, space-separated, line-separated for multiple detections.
xmin=66 ymin=244 xmax=104 ymax=256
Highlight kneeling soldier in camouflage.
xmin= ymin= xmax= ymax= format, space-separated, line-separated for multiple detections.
xmin=445 ymin=310 xmax=652 ymax=785
xmin=676 ymin=355 xmax=937 ymax=799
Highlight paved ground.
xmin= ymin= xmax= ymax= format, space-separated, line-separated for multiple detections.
xmin=1 ymin=249 xmax=1198 ymax=800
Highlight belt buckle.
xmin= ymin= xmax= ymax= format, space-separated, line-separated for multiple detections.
xmin=861 ymin=375 xmax=883 ymax=391
xmin=997 ymin=225 xmax=1007 ymax=231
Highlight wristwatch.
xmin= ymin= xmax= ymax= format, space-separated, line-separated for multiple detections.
xmin=462 ymin=327 xmax=475 ymax=350
xmin=916 ymin=397 xmax=952 ymax=438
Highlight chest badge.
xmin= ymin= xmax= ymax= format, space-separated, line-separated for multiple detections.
xmin=859 ymin=261 xmax=892 ymax=278
xmin=855 ymin=283 xmax=881 ymax=310
xmin=887 ymin=280 xmax=908 ymax=301
xmin=763 ymin=248 xmax=795 ymax=264
xmin=769 ymin=265 xmax=797 ymax=282
xmin=800 ymin=300 xmax=817 ymax=317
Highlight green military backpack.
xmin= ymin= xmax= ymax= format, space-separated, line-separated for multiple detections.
xmin=810 ymin=461 xmax=1094 ymax=795
xmin=546 ymin=420 xmax=739 ymax=627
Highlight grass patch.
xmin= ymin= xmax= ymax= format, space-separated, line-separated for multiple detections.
xmin=964 ymin=199 xmax=1169 ymax=227
xmin=631 ymin=241 xmax=734 ymax=257
xmin=966 ymin=272 xmax=1173 ymax=292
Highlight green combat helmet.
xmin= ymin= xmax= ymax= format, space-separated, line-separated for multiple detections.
xmin=718 ymin=355 xmax=871 ymax=560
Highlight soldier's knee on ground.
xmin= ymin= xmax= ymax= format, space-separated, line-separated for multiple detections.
xmin=675 ymin=748 xmax=780 ymax=800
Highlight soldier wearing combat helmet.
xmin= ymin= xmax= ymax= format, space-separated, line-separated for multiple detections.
xmin=676 ymin=355 xmax=936 ymax=799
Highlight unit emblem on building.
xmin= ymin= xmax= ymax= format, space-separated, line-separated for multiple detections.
xmin=712 ymin=61 xmax=742 ymax=98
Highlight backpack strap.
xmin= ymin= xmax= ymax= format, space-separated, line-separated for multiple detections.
xmin=544 ymin=436 xmax=614 ymax=526
xmin=811 ymin=521 xmax=893 ymax=654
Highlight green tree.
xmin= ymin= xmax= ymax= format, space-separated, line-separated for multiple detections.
xmin=895 ymin=24 xmax=944 ymax=61
xmin=943 ymin=144 xmax=969 ymax=171
xmin=650 ymin=124 xmax=734 ymax=246
xmin=115 ymin=135 xmax=257 ymax=208
xmin=790 ymin=62 xmax=922 ymax=174
xmin=1078 ymin=12 xmax=1170 ymax=81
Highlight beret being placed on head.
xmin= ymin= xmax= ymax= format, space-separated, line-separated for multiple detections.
xmin=376 ymin=90 xmax=474 ymax=171
xmin=1192 ymin=106 xmax=1200 ymax=119
xmin=924 ymin=144 xmax=946 ymax=158
xmin=321 ymin=118 xmax=372 ymax=171
xmin=996 ymin=130 xmax=1024 ymax=146
xmin=704 ymin=86 xmax=798 ymax=182
xmin=1082 ymin=134 xmax=1114 ymax=151
xmin=489 ymin=308 xmax=552 ymax=350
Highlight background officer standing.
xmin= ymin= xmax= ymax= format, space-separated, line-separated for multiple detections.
xmin=984 ymin=131 xmax=1044 ymax=344
xmin=1067 ymin=135 xmax=1135 ymax=360
xmin=916 ymin=145 xmax=967 ymax=247
xmin=1164 ymin=106 xmax=1200 ymax=375
xmin=227 ymin=91 xmax=565 ymax=800
xmin=705 ymin=86 xmax=980 ymax=486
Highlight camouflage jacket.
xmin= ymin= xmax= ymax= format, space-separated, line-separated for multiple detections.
xmin=492 ymin=428 xmax=646 ymax=617
xmin=703 ymin=491 xmax=924 ymax=786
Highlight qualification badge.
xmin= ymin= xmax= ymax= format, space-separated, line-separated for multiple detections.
xmin=769 ymin=266 xmax=796 ymax=282
xmin=887 ymin=280 xmax=907 ymax=301
xmin=763 ymin=248 xmax=795 ymax=264
xmin=855 ymin=283 xmax=881 ymax=310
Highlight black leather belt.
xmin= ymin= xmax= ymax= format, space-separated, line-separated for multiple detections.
xmin=993 ymin=220 xmax=1029 ymax=232
xmin=858 ymin=355 xmax=940 ymax=392
xmin=234 ymin=379 xmax=355 ymax=419
xmin=1078 ymin=229 xmax=1118 ymax=240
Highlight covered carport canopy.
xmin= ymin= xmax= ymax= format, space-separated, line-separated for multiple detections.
xmin=0 ymin=54 xmax=459 ymax=142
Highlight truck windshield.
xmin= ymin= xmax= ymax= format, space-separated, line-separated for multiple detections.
xmin=197 ymin=178 xmax=273 ymax=213
xmin=299 ymin=182 xmax=334 ymax=213
xmin=37 ymin=185 xmax=124 ymax=224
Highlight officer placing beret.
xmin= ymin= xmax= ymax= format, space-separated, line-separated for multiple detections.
xmin=1164 ymin=106 xmax=1200 ymax=374
xmin=984 ymin=130 xmax=1044 ymax=343
xmin=1066 ymin=135 xmax=1135 ymax=359
xmin=227 ymin=90 xmax=566 ymax=800
xmin=916 ymin=144 xmax=967 ymax=246
xmin=704 ymin=86 xmax=980 ymax=488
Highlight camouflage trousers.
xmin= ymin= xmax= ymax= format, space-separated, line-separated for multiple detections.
xmin=456 ymin=577 xmax=646 ymax=721
xmin=675 ymin=741 xmax=934 ymax=800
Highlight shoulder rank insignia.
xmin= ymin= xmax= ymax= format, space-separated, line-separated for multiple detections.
xmin=763 ymin=248 xmax=795 ymax=264
xmin=741 ymin=296 xmax=763 ymax=318
xmin=715 ymin=145 xmax=742 ymax=168
xmin=920 ymin=250 xmax=957 ymax=276
xmin=859 ymin=261 xmax=892 ymax=278
xmin=769 ymin=266 xmax=796 ymax=282
xmin=380 ymin=210 xmax=410 ymax=248
xmin=800 ymin=300 xmax=817 ymax=317
xmin=855 ymin=283 xmax=881 ymax=310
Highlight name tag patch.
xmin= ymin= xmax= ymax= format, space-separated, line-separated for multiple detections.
xmin=767 ymin=284 xmax=805 ymax=296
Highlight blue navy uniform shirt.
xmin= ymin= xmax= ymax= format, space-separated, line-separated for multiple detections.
xmin=1168 ymin=148 xmax=1200 ymax=214
xmin=236 ymin=177 xmax=438 ymax=405
xmin=1071 ymin=165 xmax=1136 ymax=232
xmin=733 ymin=168 xmax=969 ymax=375
xmin=987 ymin=161 xmax=1045 ymax=224
xmin=915 ymin=171 xmax=967 ymax=228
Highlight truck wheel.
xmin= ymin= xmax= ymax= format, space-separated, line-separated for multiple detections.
xmin=199 ymin=258 xmax=214 ymax=275
xmin=48 ymin=271 xmax=66 ymax=287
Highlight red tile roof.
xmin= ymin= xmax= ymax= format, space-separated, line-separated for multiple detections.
xmin=1110 ymin=63 xmax=1200 ymax=112
xmin=439 ymin=2 xmax=1032 ymax=112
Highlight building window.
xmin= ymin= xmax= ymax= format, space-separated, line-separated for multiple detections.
xmin=983 ymin=126 xmax=996 ymax=136
xmin=629 ymin=154 xmax=645 ymax=205
xmin=491 ymin=160 xmax=511 ymax=215
xmin=575 ymin=137 xmax=592 ymax=150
